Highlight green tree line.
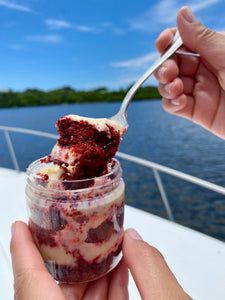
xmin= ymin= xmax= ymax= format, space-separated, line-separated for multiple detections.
xmin=0 ymin=85 xmax=161 ymax=108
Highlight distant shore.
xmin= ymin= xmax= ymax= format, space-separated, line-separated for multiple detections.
xmin=0 ymin=85 xmax=161 ymax=108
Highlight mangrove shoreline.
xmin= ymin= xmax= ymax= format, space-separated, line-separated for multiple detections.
xmin=0 ymin=85 xmax=161 ymax=108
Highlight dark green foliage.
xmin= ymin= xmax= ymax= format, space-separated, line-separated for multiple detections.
xmin=0 ymin=85 xmax=161 ymax=108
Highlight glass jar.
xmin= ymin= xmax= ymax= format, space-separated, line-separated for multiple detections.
xmin=26 ymin=158 xmax=125 ymax=283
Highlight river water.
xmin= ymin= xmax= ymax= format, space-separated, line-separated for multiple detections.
xmin=1 ymin=100 xmax=225 ymax=241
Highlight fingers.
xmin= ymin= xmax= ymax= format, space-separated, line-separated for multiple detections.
xmin=178 ymin=53 xmax=199 ymax=77
xmin=159 ymin=76 xmax=196 ymax=99
xmin=154 ymin=58 xmax=179 ymax=84
xmin=154 ymin=38 xmax=200 ymax=120
xmin=59 ymin=282 xmax=87 ymax=300
xmin=81 ymin=258 xmax=128 ymax=300
xmin=154 ymin=59 xmax=192 ymax=116
xmin=155 ymin=28 xmax=177 ymax=54
xmin=154 ymin=53 xmax=199 ymax=85
xmin=158 ymin=77 xmax=184 ymax=99
xmin=82 ymin=276 xmax=109 ymax=300
xmin=60 ymin=258 xmax=129 ymax=300
xmin=10 ymin=221 xmax=45 ymax=275
xmin=154 ymin=23 xmax=200 ymax=110
xmin=10 ymin=221 xmax=64 ymax=300
xmin=123 ymin=228 xmax=191 ymax=300
xmin=162 ymin=95 xmax=194 ymax=120
xmin=108 ymin=258 xmax=129 ymax=300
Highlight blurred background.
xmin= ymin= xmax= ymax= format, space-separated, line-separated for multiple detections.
xmin=1 ymin=0 xmax=225 ymax=92
xmin=1 ymin=0 xmax=225 ymax=242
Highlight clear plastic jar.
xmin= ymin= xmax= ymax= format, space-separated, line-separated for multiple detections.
xmin=26 ymin=158 xmax=125 ymax=283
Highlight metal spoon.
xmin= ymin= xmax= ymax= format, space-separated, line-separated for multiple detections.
xmin=110 ymin=31 xmax=183 ymax=129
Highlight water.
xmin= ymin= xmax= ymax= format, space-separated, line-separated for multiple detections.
xmin=1 ymin=100 xmax=225 ymax=241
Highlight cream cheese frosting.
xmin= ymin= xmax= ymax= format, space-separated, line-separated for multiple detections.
xmin=67 ymin=114 xmax=125 ymax=137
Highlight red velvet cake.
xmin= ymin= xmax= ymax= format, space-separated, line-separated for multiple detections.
xmin=42 ymin=114 xmax=125 ymax=180
xmin=26 ymin=114 xmax=125 ymax=283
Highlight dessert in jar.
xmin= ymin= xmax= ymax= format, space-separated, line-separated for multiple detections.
xmin=26 ymin=114 xmax=126 ymax=283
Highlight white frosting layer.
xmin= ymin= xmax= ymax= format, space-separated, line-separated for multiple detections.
xmin=39 ymin=164 xmax=64 ymax=180
xmin=51 ymin=144 xmax=81 ymax=166
xmin=39 ymin=231 xmax=123 ymax=265
xmin=66 ymin=114 xmax=125 ymax=137
xmin=80 ymin=232 xmax=123 ymax=263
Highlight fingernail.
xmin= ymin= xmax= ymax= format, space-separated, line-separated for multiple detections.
xmin=164 ymin=83 xmax=171 ymax=95
xmin=181 ymin=7 xmax=197 ymax=23
xmin=158 ymin=66 xmax=167 ymax=81
xmin=171 ymin=99 xmax=180 ymax=106
xmin=126 ymin=228 xmax=143 ymax=240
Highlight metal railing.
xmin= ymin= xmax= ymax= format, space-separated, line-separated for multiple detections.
xmin=2 ymin=125 xmax=225 ymax=222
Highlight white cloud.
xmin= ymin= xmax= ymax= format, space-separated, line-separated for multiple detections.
xmin=9 ymin=44 xmax=25 ymax=50
xmin=45 ymin=18 xmax=123 ymax=35
xmin=100 ymin=22 xmax=125 ymax=35
xmin=109 ymin=51 xmax=161 ymax=89
xmin=129 ymin=0 xmax=176 ymax=31
xmin=0 ymin=0 xmax=34 ymax=13
xmin=154 ymin=0 xmax=223 ymax=24
xmin=26 ymin=34 xmax=63 ymax=44
xmin=153 ymin=0 xmax=181 ymax=25
xmin=101 ymin=22 xmax=113 ymax=28
xmin=111 ymin=51 xmax=159 ymax=70
xmin=190 ymin=0 xmax=222 ymax=13
xmin=129 ymin=0 xmax=223 ymax=32
xmin=112 ymin=27 xmax=125 ymax=35
xmin=45 ymin=19 xmax=72 ymax=30
xmin=76 ymin=73 xmax=158 ymax=91
xmin=74 ymin=25 xmax=94 ymax=32
xmin=45 ymin=19 xmax=95 ymax=33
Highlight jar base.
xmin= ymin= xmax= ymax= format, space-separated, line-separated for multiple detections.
xmin=46 ymin=248 xmax=122 ymax=283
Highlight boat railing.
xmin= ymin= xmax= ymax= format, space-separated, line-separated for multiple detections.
xmin=2 ymin=125 xmax=225 ymax=222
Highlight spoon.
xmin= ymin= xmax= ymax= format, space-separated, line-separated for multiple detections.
xmin=110 ymin=31 xmax=183 ymax=129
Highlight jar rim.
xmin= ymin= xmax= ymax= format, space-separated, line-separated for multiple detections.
xmin=27 ymin=157 xmax=122 ymax=192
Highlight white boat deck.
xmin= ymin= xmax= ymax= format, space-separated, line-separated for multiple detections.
xmin=1 ymin=166 xmax=225 ymax=299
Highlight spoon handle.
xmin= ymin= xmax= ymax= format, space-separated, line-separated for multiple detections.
xmin=118 ymin=32 xmax=183 ymax=117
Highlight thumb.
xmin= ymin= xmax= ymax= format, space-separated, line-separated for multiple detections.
xmin=177 ymin=6 xmax=225 ymax=69
xmin=122 ymin=228 xmax=191 ymax=300
xmin=10 ymin=221 xmax=65 ymax=300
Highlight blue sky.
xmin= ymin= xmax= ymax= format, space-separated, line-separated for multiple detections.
xmin=1 ymin=0 xmax=225 ymax=92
